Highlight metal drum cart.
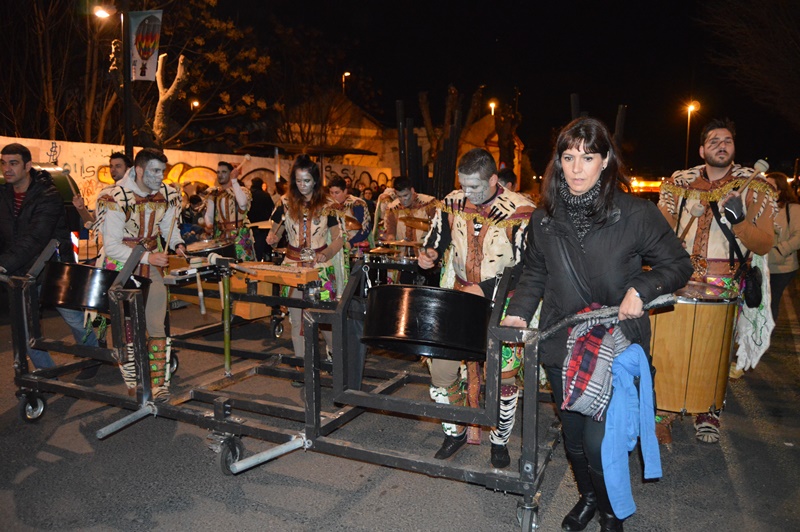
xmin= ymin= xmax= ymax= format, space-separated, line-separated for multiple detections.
xmin=5 ymin=244 xmax=673 ymax=531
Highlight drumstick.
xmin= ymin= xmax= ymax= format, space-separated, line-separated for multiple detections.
xmin=739 ymin=159 xmax=769 ymax=192
xmin=196 ymin=271 xmax=206 ymax=315
xmin=164 ymin=206 xmax=179 ymax=252
xmin=679 ymin=204 xmax=706 ymax=242
xmin=233 ymin=154 xmax=251 ymax=177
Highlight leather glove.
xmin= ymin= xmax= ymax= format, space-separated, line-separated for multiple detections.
xmin=723 ymin=195 xmax=745 ymax=224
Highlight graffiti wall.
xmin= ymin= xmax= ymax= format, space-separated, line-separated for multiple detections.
xmin=0 ymin=136 xmax=392 ymax=208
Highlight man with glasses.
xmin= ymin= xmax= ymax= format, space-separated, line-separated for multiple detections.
xmin=657 ymin=118 xmax=776 ymax=444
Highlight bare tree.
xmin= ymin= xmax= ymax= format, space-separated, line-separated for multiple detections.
xmin=701 ymin=0 xmax=800 ymax=131
xmin=419 ymin=85 xmax=483 ymax=167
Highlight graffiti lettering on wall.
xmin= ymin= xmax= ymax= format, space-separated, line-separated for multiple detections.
xmin=324 ymin=166 xmax=391 ymax=187
xmin=76 ymin=164 xmax=277 ymax=208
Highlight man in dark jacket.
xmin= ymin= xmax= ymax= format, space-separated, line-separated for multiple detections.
xmin=1 ymin=142 xmax=98 ymax=371
xmin=248 ymin=177 xmax=275 ymax=261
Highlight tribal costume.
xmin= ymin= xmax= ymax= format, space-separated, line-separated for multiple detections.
xmin=271 ymin=196 xmax=345 ymax=358
xmin=382 ymin=192 xmax=437 ymax=243
xmin=332 ymin=194 xmax=372 ymax=249
xmin=659 ymin=164 xmax=777 ymax=372
xmin=424 ymin=186 xmax=535 ymax=462
xmin=204 ymin=182 xmax=255 ymax=260
xmin=95 ymin=174 xmax=183 ymax=400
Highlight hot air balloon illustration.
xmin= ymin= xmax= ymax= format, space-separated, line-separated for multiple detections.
xmin=134 ymin=14 xmax=161 ymax=77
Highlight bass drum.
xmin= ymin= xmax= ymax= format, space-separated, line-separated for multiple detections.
xmin=362 ymin=284 xmax=491 ymax=360
xmin=40 ymin=261 xmax=151 ymax=314
xmin=186 ymin=239 xmax=236 ymax=258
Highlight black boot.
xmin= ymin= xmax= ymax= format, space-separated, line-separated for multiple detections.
xmin=589 ymin=467 xmax=624 ymax=532
xmin=562 ymin=450 xmax=597 ymax=531
xmin=490 ymin=443 xmax=511 ymax=469
xmin=434 ymin=431 xmax=467 ymax=459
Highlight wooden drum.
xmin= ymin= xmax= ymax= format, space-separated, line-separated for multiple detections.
xmin=650 ymin=281 xmax=738 ymax=414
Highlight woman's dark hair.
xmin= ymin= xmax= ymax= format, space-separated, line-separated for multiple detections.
xmin=541 ymin=117 xmax=630 ymax=220
xmin=286 ymin=154 xmax=326 ymax=219
xmin=766 ymin=172 xmax=798 ymax=207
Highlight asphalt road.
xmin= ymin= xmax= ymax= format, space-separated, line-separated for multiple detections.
xmin=0 ymin=279 xmax=797 ymax=531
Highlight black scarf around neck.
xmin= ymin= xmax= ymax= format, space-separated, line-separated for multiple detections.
xmin=558 ymin=178 xmax=602 ymax=243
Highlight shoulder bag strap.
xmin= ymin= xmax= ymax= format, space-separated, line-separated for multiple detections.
xmin=556 ymin=236 xmax=592 ymax=307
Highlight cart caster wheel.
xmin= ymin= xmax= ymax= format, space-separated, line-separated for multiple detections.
xmin=517 ymin=498 xmax=539 ymax=531
xmin=18 ymin=394 xmax=46 ymax=423
xmin=169 ymin=354 xmax=179 ymax=375
xmin=219 ymin=437 xmax=244 ymax=475
xmin=272 ymin=321 xmax=284 ymax=338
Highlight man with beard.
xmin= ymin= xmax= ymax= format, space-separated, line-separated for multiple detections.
xmin=657 ymin=118 xmax=776 ymax=444
xmin=71 ymin=152 xmax=132 ymax=225
xmin=204 ymin=161 xmax=255 ymax=260
xmin=96 ymin=148 xmax=185 ymax=400
xmin=418 ymin=148 xmax=536 ymax=468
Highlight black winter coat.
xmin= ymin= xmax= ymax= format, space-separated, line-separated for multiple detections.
xmin=0 ymin=169 xmax=72 ymax=277
xmin=505 ymin=189 xmax=693 ymax=367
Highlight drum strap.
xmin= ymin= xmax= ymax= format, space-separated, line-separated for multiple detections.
xmin=674 ymin=197 xmax=687 ymax=236
xmin=709 ymin=201 xmax=750 ymax=278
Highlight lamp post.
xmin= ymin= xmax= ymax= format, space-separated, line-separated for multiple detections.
xmin=489 ymin=100 xmax=497 ymax=116
xmin=341 ymin=71 xmax=351 ymax=95
xmin=95 ymin=1 xmax=133 ymax=160
xmin=684 ymin=100 xmax=699 ymax=169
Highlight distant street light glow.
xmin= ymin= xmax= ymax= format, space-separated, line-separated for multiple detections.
xmin=489 ymin=100 xmax=497 ymax=116
xmin=93 ymin=5 xmax=116 ymax=18
xmin=342 ymin=71 xmax=351 ymax=95
xmin=685 ymin=100 xmax=700 ymax=169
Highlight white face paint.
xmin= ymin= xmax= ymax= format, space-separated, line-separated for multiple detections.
xmin=396 ymin=188 xmax=414 ymax=208
xmin=295 ymin=169 xmax=316 ymax=198
xmin=459 ymin=171 xmax=495 ymax=205
xmin=140 ymin=159 xmax=167 ymax=192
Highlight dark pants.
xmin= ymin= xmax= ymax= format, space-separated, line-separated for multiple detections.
xmin=770 ymin=270 xmax=798 ymax=324
xmin=251 ymin=228 xmax=271 ymax=262
xmin=546 ymin=365 xmax=606 ymax=473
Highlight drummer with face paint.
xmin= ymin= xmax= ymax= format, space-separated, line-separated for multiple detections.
xmin=417 ymin=148 xmax=536 ymax=468
xmin=380 ymin=176 xmax=437 ymax=245
xmin=203 ymin=160 xmax=256 ymax=260
xmin=266 ymin=154 xmax=346 ymax=362
xmin=95 ymin=148 xmax=186 ymax=401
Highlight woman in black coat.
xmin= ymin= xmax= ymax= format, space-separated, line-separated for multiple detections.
xmin=502 ymin=118 xmax=692 ymax=531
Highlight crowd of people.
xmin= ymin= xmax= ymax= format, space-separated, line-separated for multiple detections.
xmin=2 ymin=113 xmax=796 ymax=531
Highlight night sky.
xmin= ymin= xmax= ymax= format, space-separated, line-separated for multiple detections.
xmin=227 ymin=1 xmax=797 ymax=177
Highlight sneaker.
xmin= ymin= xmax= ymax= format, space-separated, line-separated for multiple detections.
xmin=434 ymin=431 xmax=467 ymax=460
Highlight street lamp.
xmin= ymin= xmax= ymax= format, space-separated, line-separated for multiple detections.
xmin=96 ymin=1 xmax=133 ymax=160
xmin=341 ymin=71 xmax=351 ymax=95
xmin=489 ymin=100 xmax=497 ymax=116
xmin=684 ymin=100 xmax=700 ymax=169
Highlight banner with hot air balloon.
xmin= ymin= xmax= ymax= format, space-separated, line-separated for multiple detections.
xmin=129 ymin=10 xmax=162 ymax=81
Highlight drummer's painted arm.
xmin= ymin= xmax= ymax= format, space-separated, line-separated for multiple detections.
xmin=101 ymin=208 xmax=142 ymax=264
xmin=231 ymin=179 xmax=250 ymax=210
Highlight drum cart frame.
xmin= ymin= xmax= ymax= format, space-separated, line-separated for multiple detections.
xmin=9 ymin=242 xmax=680 ymax=531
